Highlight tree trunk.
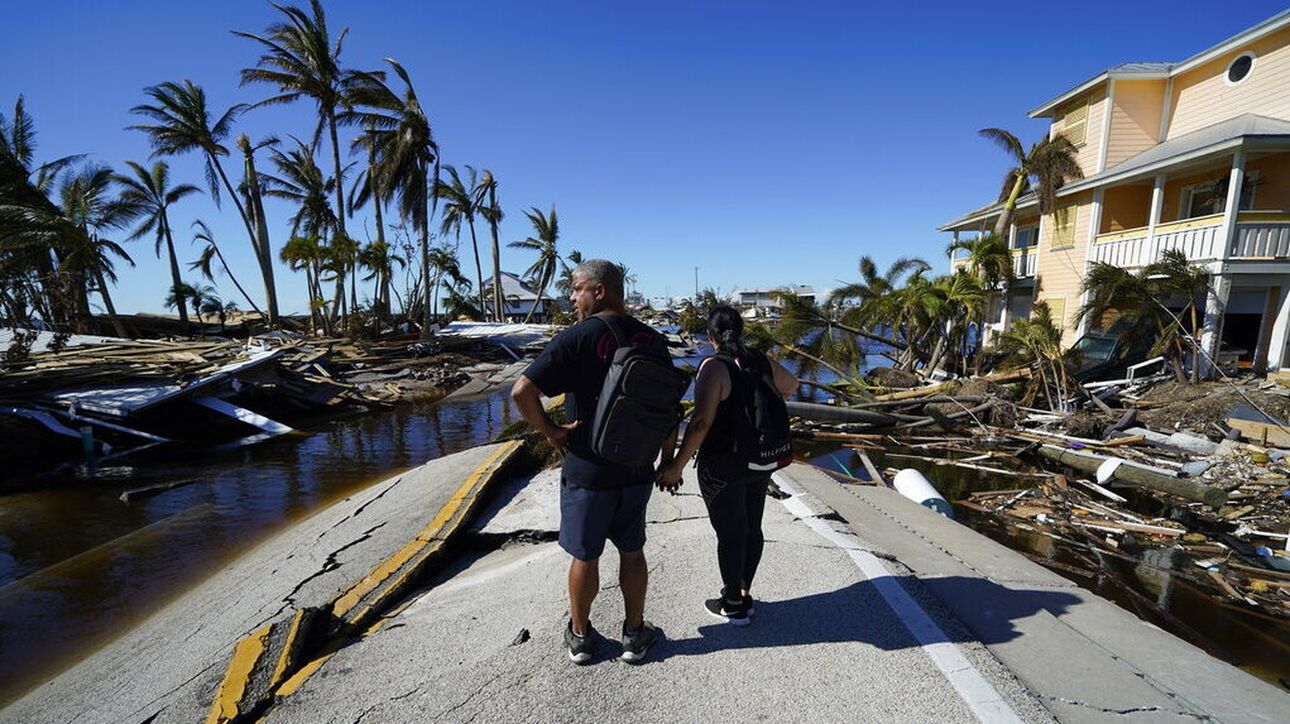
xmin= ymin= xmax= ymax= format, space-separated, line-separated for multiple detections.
xmin=467 ymin=219 xmax=486 ymax=321
xmin=523 ymin=270 xmax=547 ymax=324
xmin=91 ymin=262 xmax=128 ymax=338
xmin=212 ymin=242 xmax=263 ymax=318
xmin=488 ymin=186 xmax=502 ymax=322
xmin=211 ymin=154 xmax=272 ymax=320
xmin=992 ymin=172 xmax=1027 ymax=240
xmin=420 ymin=160 xmax=433 ymax=340
xmin=243 ymin=146 xmax=279 ymax=325
xmin=160 ymin=215 xmax=190 ymax=330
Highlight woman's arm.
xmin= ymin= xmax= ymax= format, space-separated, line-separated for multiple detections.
xmin=658 ymin=358 xmax=729 ymax=487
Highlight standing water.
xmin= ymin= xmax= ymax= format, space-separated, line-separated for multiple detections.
xmin=0 ymin=388 xmax=518 ymax=705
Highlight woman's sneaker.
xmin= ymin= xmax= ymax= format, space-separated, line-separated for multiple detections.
xmin=620 ymin=620 xmax=659 ymax=663
xmin=704 ymin=596 xmax=750 ymax=626
xmin=565 ymin=621 xmax=595 ymax=664
xmin=743 ymin=593 xmax=756 ymax=616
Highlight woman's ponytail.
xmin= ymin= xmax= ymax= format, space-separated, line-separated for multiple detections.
xmin=707 ymin=305 xmax=748 ymax=357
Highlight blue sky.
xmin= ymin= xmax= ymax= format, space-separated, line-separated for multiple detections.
xmin=4 ymin=0 xmax=1287 ymax=314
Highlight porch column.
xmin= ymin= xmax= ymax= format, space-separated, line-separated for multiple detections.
xmin=1075 ymin=189 xmax=1105 ymax=337
xmin=1266 ymin=285 xmax=1290 ymax=371
xmin=999 ymin=223 xmax=1018 ymax=334
xmin=1219 ymin=151 xmax=1246 ymax=261
xmin=1199 ymin=273 xmax=1231 ymax=379
xmin=1146 ymin=174 xmax=1166 ymax=261
xmin=950 ymin=230 xmax=959 ymax=268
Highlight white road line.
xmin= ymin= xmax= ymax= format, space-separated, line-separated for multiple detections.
xmin=774 ymin=473 xmax=1024 ymax=724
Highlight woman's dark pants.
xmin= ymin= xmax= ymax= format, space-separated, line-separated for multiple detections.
xmin=697 ymin=454 xmax=770 ymax=598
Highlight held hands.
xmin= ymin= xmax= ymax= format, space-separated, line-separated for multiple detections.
xmin=656 ymin=459 xmax=685 ymax=494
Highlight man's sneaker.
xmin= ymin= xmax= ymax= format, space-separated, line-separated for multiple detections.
xmin=620 ymin=620 xmax=659 ymax=663
xmin=565 ymin=621 xmax=595 ymax=664
xmin=704 ymin=596 xmax=750 ymax=626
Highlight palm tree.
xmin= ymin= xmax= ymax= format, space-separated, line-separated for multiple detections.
xmin=946 ymin=233 xmax=1013 ymax=371
xmin=235 ymin=0 xmax=364 ymax=274
xmin=358 ymin=240 xmax=404 ymax=322
xmin=342 ymin=60 xmax=439 ymax=337
xmin=475 ymin=168 xmax=503 ymax=321
xmin=979 ymin=128 xmax=1083 ymax=238
xmin=114 ymin=161 xmax=200 ymax=328
xmin=165 ymin=281 xmax=215 ymax=325
xmin=280 ymin=234 xmax=329 ymax=333
xmin=128 ymin=80 xmax=281 ymax=323
xmin=263 ymin=137 xmax=344 ymax=325
xmin=190 ymin=220 xmax=263 ymax=317
xmin=1077 ymin=248 xmax=1209 ymax=382
xmin=348 ymin=128 xmax=390 ymax=315
xmin=554 ymin=249 xmax=584 ymax=297
xmin=827 ymin=255 xmax=928 ymax=350
xmin=426 ymin=242 xmax=467 ymax=322
xmin=507 ymin=206 xmax=560 ymax=323
xmin=57 ymin=164 xmax=139 ymax=337
xmin=995 ymin=300 xmax=1070 ymax=407
xmin=435 ymin=165 xmax=487 ymax=318
xmin=235 ymin=134 xmax=280 ymax=324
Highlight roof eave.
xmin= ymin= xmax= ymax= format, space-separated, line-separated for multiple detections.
xmin=1056 ymin=134 xmax=1290 ymax=196
xmin=1170 ymin=9 xmax=1290 ymax=75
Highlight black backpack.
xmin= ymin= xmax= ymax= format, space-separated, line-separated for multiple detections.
xmin=587 ymin=314 xmax=691 ymax=467
xmin=713 ymin=351 xmax=792 ymax=472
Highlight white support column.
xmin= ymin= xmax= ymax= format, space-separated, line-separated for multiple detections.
xmin=1219 ymin=151 xmax=1246 ymax=261
xmin=1075 ymin=189 xmax=1105 ymax=338
xmin=999 ymin=223 xmax=1018 ymax=335
xmin=1266 ymin=285 xmax=1290 ymax=371
xmin=1146 ymin=173 xmax=1166 ymax=261
xmin=1199 ymin=273 xmax=1231 ymax=379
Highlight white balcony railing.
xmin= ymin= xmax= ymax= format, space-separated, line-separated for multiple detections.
xmin=1233 ymin=212 xmax=1290 ymax=258
xmin=1012 ymin=250 xmax=1037 ymax=278
xmin=1091 ymin=214 xmax=1224 ymax=268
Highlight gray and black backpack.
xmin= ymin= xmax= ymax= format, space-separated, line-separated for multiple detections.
xmin=587 ymin=314 xmax=691 ymax=467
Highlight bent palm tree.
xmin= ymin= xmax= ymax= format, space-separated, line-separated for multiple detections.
xmin=114 ymin=160 xmax=200 ymax=328
xmin=979 ymin=128 xmax=1083 ymax=237
xmin=475 ymin=169 xmax=503 ymax=321
xmin=190 ymin=220 xmax=263 ymax=317
xmin=507 ymin=206 xmax=560 ymax=323
xmin=128 ymin=80 xmax=281 ymax=323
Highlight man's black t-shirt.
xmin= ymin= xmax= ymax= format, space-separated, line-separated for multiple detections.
xmin=524 ymin=313 xmax=670 ymax=489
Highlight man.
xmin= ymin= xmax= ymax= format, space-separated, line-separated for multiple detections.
xmin=511 ymin=259 xmax=674 ymax=664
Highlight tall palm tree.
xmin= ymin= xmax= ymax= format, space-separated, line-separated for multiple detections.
xmin=262 ymin=137 xmax=343 ymax=324
xmin=57 ymin=164 xmax=139 ymax=337
xmin=236 ymin=134 xmax=280 ymax=324
xmin=979 ymin=128 xmax=1083 ymax=238
xmin=435 ymin=165 xmax=487 ymax=318
xmin=235 ymin=0 xmax=365 ymax=298
xmin=342 ymin=60 xmax=439 ymax=337
xmin=507 ymin=206 xmax=560 ymax=323
xmin=128 ymin=80 xmax=281 ymax=323
xmin=114 ymin=161 xmax=200 ymax=328
xmin=348 ymin=128 xmax=390 ymax=312
xmin=190 ymin=220 xmax=263 ymax=317
xmin=475 ymin=169 xmax=503 ymax=321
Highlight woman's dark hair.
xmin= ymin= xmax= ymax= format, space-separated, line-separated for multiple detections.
xmin=707 ymin=305 xmax=747 ymax=356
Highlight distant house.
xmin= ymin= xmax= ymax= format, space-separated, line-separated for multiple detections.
xmin=484 ymin=272 xmax=566 ymax=322
xmin=736 ymin=285 xmax=816 ymax=309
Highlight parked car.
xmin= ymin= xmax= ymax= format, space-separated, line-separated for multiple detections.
xmin=1069 ymin=324 xmax=1156 ymax=383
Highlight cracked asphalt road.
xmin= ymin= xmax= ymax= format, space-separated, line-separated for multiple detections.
xmin=0 ymin=443 xmax=515 ymax=724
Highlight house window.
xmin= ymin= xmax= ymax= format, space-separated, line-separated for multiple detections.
xmin=1015 ymin=225 xmax=1038 ymax=249
xmin=1226 ymin=52 xmax=1255 ymax=86
xmin=1180 ymin=171 xmax=1257 ymax=218
xmin=1060 ymin=99 xmax=1089 ymax=147
xmin=1050 ymin=206 xmax=1078 ymax=248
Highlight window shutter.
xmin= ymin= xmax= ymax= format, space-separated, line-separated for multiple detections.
xmin=1062 ymin=100 xmax=1088 ymax=146
xmin=1052 ymin=205 xmax=1078 ymax=247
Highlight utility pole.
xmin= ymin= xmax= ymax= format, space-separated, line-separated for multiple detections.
xmin=694 ymin=266 xmax=699 ymax=299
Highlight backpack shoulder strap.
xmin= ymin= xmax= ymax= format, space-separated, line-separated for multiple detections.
xmin=591 ymin=312 xmax=628 ymax=349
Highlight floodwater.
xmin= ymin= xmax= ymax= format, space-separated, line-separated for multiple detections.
xmin=0 ymin=388 xmax=519 ymax=706
xmin=806 ymin=444 xmax=1290 ymax=688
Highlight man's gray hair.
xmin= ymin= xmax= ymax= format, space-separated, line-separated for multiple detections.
xmin=573 ymin=259 xmax=624 ymax=297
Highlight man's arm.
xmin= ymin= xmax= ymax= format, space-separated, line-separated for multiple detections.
xmin=511 ymin=374 xmax=577 ymax=453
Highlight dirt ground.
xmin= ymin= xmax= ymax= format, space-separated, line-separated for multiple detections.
xmin=1136 ymin=380 xmax=1290 ymax=434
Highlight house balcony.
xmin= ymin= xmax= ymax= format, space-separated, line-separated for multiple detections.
xmin=950 ymin=246 xmax=1036 ymax=281
xmin=1090 ymin=211 xmax=1290 ymax=268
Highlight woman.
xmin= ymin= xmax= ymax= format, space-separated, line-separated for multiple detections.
xmin=658 ymin=305 xmax=797 ymax=625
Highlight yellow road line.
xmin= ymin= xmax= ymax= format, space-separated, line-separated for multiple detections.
xmin=269 ymin=609 xmax=306 ymax=689
xmin=332 ymin=440 xmax=521 ymax=618
xmin=204 ymin=624 xmax=271 ymax=724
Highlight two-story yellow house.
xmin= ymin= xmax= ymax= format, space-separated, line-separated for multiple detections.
xmin=941 ymin=9 xmax=1290 ymax=373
